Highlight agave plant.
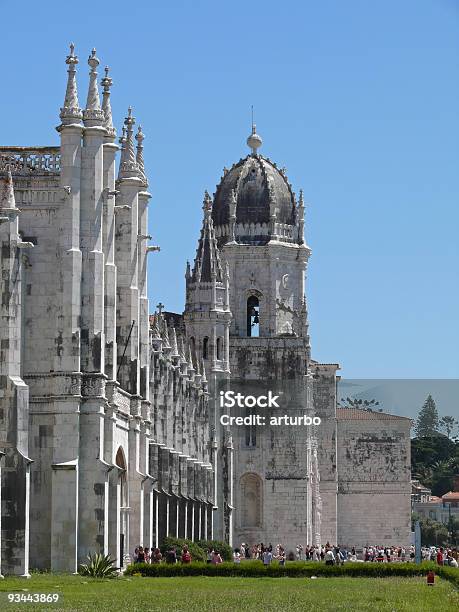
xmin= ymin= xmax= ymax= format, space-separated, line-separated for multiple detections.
xmin=79 ymin=552 xmax=118 ymax=578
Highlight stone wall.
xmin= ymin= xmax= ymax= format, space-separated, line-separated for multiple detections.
xmin=336 ymin=414 xmax=412 ymax=548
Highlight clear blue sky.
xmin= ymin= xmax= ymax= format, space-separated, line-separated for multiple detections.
xmin=1 ymin=0 xmax=458 ymax=378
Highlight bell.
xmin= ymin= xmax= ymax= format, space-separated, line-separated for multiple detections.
xmin=253 ymin=312 xmax=259 ymax=324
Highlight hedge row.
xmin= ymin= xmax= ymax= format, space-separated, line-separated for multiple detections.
xmin=125 ymin=559 xmax=459 ymax=587
xmin=159 ymin=537 xmax=233 ymax=563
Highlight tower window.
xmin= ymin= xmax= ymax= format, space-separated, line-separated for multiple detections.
xmin=203 ymin=337 xmax=209 ymax=360
xmin=216 ymin=337 xmax=222 ymax=360
xmin=247 ymin=295 xmax=260 ymax=337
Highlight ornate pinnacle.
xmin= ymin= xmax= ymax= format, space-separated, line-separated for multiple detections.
xmin=229 ymin=189 xmax=237 ymax=217
xmin=119 ymin=126 xmax=127 ymax=146
xmin=170 ymin=325 xmax=179 ymax=356
xmin=0 ymin=170 xmax=17 ymax=211
xmin=203 ymin=190 xmax=212 ymax=216
xmin=101 ymin=66 xmax=116 ymax=138
xmin=179 ymin=336 xmax=187 ymax=361
xmin=135 ymin=125 xmax=148 ymax=187
xmin=298 ymin=189 xmax=305 ymax=210
xmin=161 ymin=317 xmax=171 ymax=347
xmin=151 ymin=314 xmax=161 ymax=340
xmin=118 ymin=107 xmax=139 ymax=179
xmin=83 ymin=48 xmax=104 ymax=125
xmin=188 ymin=344 xmax=195 ymax=370
xmin=298 ymin=189 xmax=305 ymax=245
xmin=60 ymin=43 xmax=83 ymax=125
xmin=201 ymin=359 xmax=207 ymax=383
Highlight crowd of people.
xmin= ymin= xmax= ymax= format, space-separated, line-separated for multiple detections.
xmin=235 ymin=542 xmax=459 ymax=567
xmin=132 ymin=542 xmax=459 ymax=567
xmin=133 ymin=545 xmax=224 ymax=565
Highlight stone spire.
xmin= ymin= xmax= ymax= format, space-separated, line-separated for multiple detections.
xmin=170 ymin=324 xmax=179 ymax=357
xmin=83 ymin=49 xmax=104 ymax=126
xmin=190 ymin=191 xmax=223 ymax=283
xmin=101 ymin=66 xmax=116 ymax=138
xmin=151 ymin=314 xmax=161 ymax=340
xmin=60 ymin=43 xmax=83 ymax=125
xmin=188 ymin=343 xmax=195 ymax=371
xmin=0 ymin=170 xmax=18 ymax=211
xmin=179 ymin=336 xmax=187 ymax=361
xmin=118 ymin=108 xmax=139 ymax=179
xmin=135 ymin=125 xmax=148 ymax=187
xmin=161 ymin=316 xmax=170 ymax=348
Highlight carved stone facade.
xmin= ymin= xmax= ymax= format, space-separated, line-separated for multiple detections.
xmin=0 ymin=45 xmax=412 ymax=575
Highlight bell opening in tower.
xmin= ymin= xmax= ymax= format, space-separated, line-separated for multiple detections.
xmin=247 ymin=295 xmax=260 ymax=337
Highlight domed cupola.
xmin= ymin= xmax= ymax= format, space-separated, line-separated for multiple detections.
xmin=212 ymin=126 xmax=302 ymax=247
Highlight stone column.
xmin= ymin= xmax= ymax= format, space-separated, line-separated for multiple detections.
xmin=225 ymin=436 xmax=234 ymax=547
xmin=102 ymin=139 xmax=118 ymax=381
xmin=127 ymin=402 xmax=146 ymax=549
xmin=115 ymin=109 xmax=142 ymax=395
xmin=80 ymin=124 xmax=106 ymax=373
xmin=138 ymin=189 xmax=151 ymax=400
xmin=51 ymin=460 xmax=78 ymax=572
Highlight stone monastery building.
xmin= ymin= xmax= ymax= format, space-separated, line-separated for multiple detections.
xmin=0 ymin=45 xmax=412 ymax=574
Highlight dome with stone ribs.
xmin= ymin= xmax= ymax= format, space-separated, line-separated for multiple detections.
xmin=211 ymin=127 xmax=297 ymax=246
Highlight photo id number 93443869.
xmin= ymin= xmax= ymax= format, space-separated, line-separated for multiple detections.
xmin=3 ymin=593 xmax=61 ymax=604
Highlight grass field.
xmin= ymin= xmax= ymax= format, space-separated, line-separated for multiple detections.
xmin=0 ymin=574 xmax=458 ymax=611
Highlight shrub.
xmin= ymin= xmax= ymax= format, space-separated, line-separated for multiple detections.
xmin=160 ymin=537 xmax=206 ymax=562
xmin=79 ymin=553 xmax=118 ymax=578
xmin=197 ymin=539 xmax=233 ymax=561
xmin=437 ymin=565 xmax=459 ymax=588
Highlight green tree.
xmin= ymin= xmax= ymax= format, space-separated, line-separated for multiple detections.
xmin=412 ymin=513 xmax=449 ymax=547
xmin=415 ymin=395 xmax=440 ymax=437
xmin=447 ymin=515 xmax=459 ymax=546
xmin=340 ymin=397 xmax=380 ymax=411
xmin=411 ymin=435 xmax=459 ymax=496
xmin=439 ymin=415 xmax=459 ymax=439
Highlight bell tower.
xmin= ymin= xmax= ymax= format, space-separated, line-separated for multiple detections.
xmin=209 ymin=126 xmax=319 ymax=551
xmin=212 ymin=125 xmax=311 ymax=345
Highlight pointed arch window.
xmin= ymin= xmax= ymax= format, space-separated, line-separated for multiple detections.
xmin=240 ymin=473 xmax=262 ymax=528
xmin=245 ymin=423 xmax=256 ymax=448
xmin=247 ymin=295 xmax=260 ymax=337
xmin=203 ymin=337 xmax=209 ymax=360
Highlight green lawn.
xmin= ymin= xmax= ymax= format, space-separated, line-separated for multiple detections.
xmin=0 ymin=575 xmax=458 ymax=611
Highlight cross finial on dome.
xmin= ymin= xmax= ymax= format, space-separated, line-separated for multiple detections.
xmin=247 ymin=123 xmax=262 ymax=155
